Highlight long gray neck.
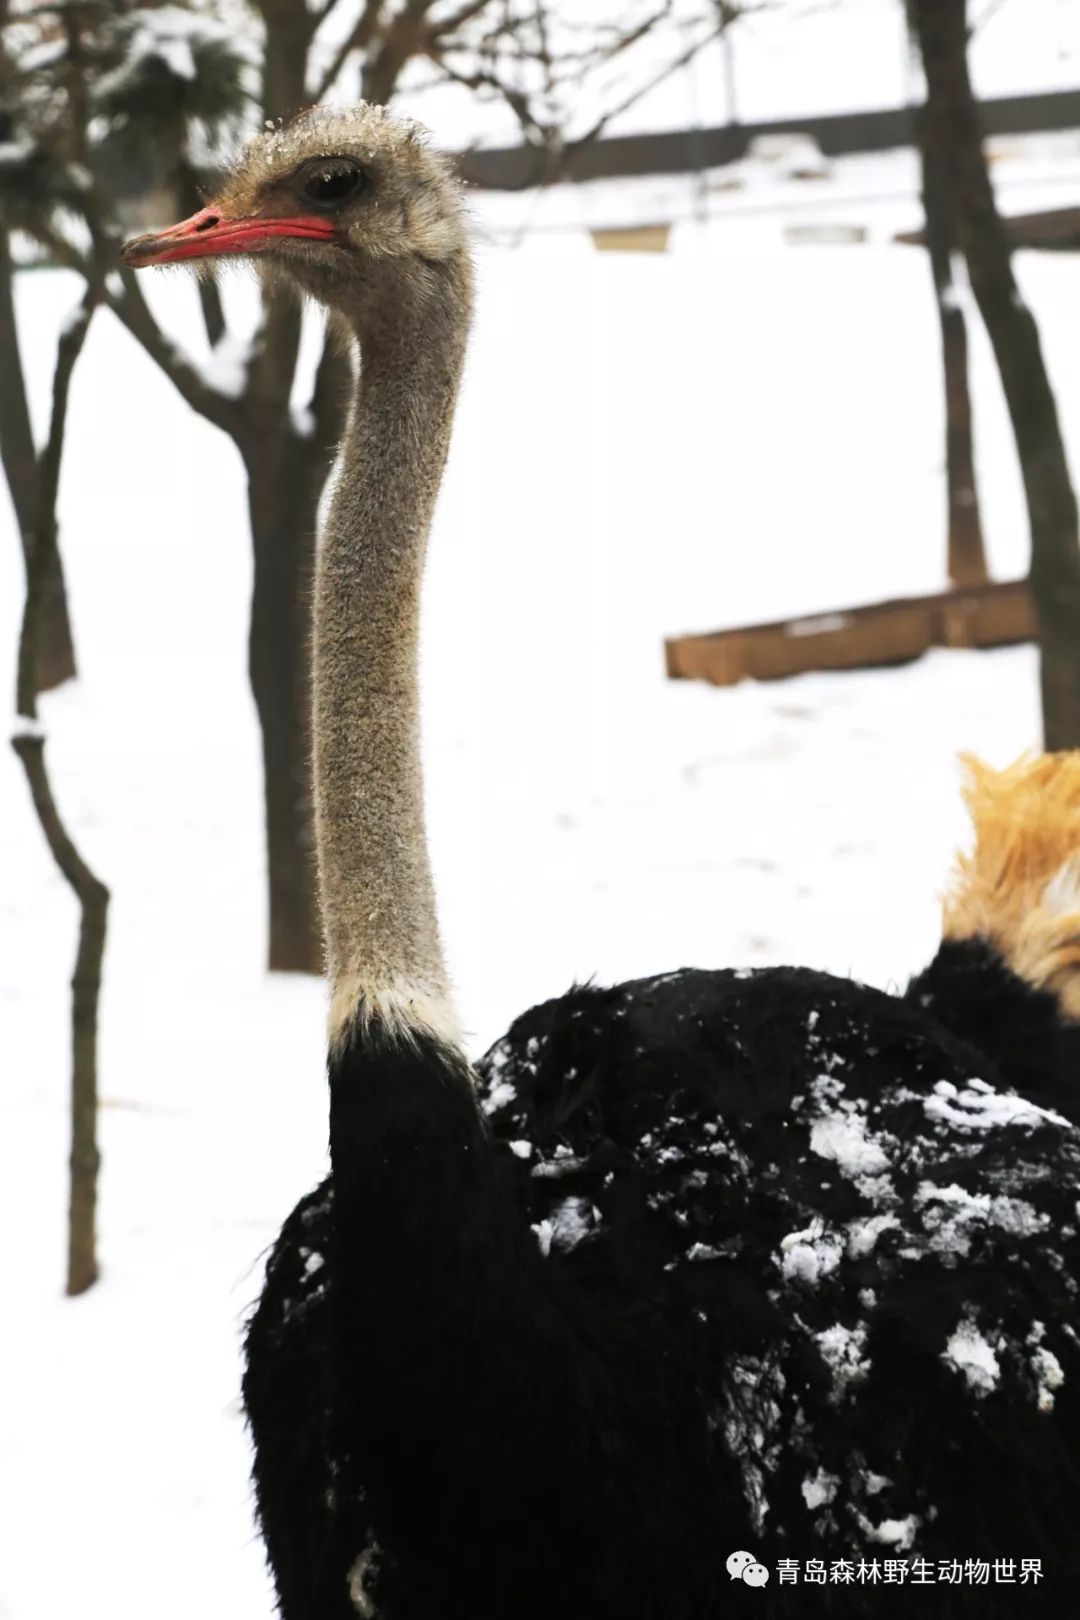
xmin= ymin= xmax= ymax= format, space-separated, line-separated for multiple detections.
xmin=313 ymin=259 xmax=472 ymax=1048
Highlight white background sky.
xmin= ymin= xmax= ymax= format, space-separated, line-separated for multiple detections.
xmin=387 ymin=0 xmax=1080 ymax=150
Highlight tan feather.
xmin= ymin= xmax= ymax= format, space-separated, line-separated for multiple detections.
xmin=943 ymin=751 xmax=1080 ymax=1017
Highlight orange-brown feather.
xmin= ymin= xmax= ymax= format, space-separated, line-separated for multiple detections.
xmin=943 ymin=751 xmax=1080 ymax=1018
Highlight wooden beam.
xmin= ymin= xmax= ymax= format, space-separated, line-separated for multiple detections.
xmin=897 ymin=205 xmax=1080 ymax=253
xmin=590 ymin=224 xmax=670 ymax=253
xmin=665 ymin=578 xmax=1034 ymax=687
xmin=456 ymin=89 xmax=1080 ymax=191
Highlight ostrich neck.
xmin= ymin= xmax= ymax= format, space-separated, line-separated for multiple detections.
xmin=314 ymin=268 xmax=470 ymax=1047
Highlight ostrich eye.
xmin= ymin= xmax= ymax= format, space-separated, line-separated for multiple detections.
xmin=302 ymin=160 xmax=365 ymax=207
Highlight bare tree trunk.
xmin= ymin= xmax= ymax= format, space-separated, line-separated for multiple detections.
xmin=11 ymin=285 xmax=108 ymax=1296
xmin=244 ymin=430 xmax=323 ymax=973
xmin=911 ymin=0 xmax=1080 ymax=748
xmin=175 ymin=158 xmax=226 ymax=348
xmin=0 ymin=232 xmax=78 ymax=692
xmin=14 ymin=733 xmax=109 ymax=1294
xmin=218 ymin=0 xmax=328 ymax=971
xmin=917 ymin=131 xmax=987 ymax=588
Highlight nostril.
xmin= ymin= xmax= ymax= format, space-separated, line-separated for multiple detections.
xmin=195 ymin=214 xmax=219 ymax=232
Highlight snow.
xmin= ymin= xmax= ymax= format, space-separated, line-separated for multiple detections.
xmin=1 ymin=212 xmax=1076 ymax=1617
xmin=549 ymin=1196 xmax=598 ymax=1252
xmin=1027 ymin=1320 xmax=1066 ymax=1413
xmin=809 ymin=1112 xmax=890 ymax=1180
xmin=531 ymin=1146 xmax=584 ymax=1179
xmin=802 ymin=1468 xmax=839 ymax=1511
xmin=0 ymin=139 xmax=33 ymax=171
xmin=470 ymin=127 xmax=1080 ymax=251
xmin=925 ymin=1079 xmax=1072 ymax=1135
xmin=531 ymin=1219 xmax=554 ymax=1257
xmin=723 ymin=1355 xmax=785 ymax=1533
xmin=16 ymin=39 xmax=66 ymax=75
xmin=780 ymin=1225 xmax=844 ymax=1287
xmin=1031 ymin=1345 xmax=1065 ymax=1413
xmin=59 ymin=302 xmax=88 ymax=338
xmin=846 ymin=1213 xmax=900 ymax=1259
xmin=815 ymin=1323 xmax=871 ymax=1394
xmin=943 ymin=1318 xmax=1001 ymax=1396
xmin=914 ymin=1181 xmax=1049 ymax=1258
xmin=96 ymin=5 xmax=254 ymax=102
xmin=802 ymin=1076 xmax=896 ymax=1203
xmin=201 ymin=331 xmax=252 ymax=400
xmin=862 ymin=1514 xmax=922 ymax=1550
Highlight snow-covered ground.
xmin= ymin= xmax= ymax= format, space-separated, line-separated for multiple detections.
xmin=1 ymin=230 xmax=1073 ymax=1617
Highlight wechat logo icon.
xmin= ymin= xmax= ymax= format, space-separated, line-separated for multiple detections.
xmin=727 ymin=1550 xmax=770 ymax=1588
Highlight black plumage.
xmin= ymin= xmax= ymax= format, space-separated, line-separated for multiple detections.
xmin=244 ymin=945 xmax=1080 ymax=1618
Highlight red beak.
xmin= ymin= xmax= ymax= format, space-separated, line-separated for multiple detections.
xmin=121 ymin=206 xmax=337 ymax=268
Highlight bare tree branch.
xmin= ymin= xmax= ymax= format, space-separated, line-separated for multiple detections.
xmin=361 ymin=0 xmax=439 ymax=105
xmin=11 ymin=718 xmax=109 ymax=1299
xmin=553 ymin=15 xmax=726 ymax=177
xmin=105 ymin=269 xmax=244 ymax=440
xmin=0 ymin=234 xmax=42 ymax=550
xmin=11 ymin=278 xmax=109 ymax=1299
xmin=427 ymin=0 xmax=493 ymax=43
xmin=309 ymin=328 xmax=353 ymax=453
xmin=971 ymin=0 xmax=1014 ymax=35
xmin=428 ymin=51 xmax=552 ymax=143
xmin=309 ymin=0 xmax=388 ymax=100
xmin=36 ymin=299 xmax=93 ymax=563
xmin=310 ymin=0 xmax=352 ymax=29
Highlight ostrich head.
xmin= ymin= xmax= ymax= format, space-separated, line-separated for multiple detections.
xmin=121 ymin=103 xmax=469 ymax=321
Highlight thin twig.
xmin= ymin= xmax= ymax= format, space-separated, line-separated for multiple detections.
xmin=310 ymin=0 xmax=388 ymax=100
xmin=106 ymin=269 xmax=244 ymax=439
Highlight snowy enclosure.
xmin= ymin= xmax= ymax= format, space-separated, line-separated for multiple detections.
xmin=0 ymin=218 xmax=1075 ymax=1616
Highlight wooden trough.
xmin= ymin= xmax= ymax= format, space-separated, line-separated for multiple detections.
xmin=664 ymin=577 xmax=1035 ymax=688
xmin=590 ymin=223 xmax=671 ymax=254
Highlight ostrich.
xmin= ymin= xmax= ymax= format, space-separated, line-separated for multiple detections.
xmin=123 ymin=106 xmax=1080 ymax=1618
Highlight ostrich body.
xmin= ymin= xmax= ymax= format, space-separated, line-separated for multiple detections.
xmin=124 ymin=108 xmax=1080 ymax=1618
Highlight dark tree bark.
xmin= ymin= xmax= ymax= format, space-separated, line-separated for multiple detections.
xmin=229 ymin=0 xmax=326 ymax=971
xmin=0 ymin=231 xmax=78 ymax=692
xmin=175 ymin=156 xmax=226 ymax=348
xmin=916 ymin=128 xmax=987 ymax=588
xmin=244 ymin=432 xmax=322 ymax=973
xmin=12 ymin=283 xmax=108 ymax=1297
xmin=14 ymin=734 xmax=109 ymax=1295
xmin=911 ymin=0 xmax=1080 ymax=748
